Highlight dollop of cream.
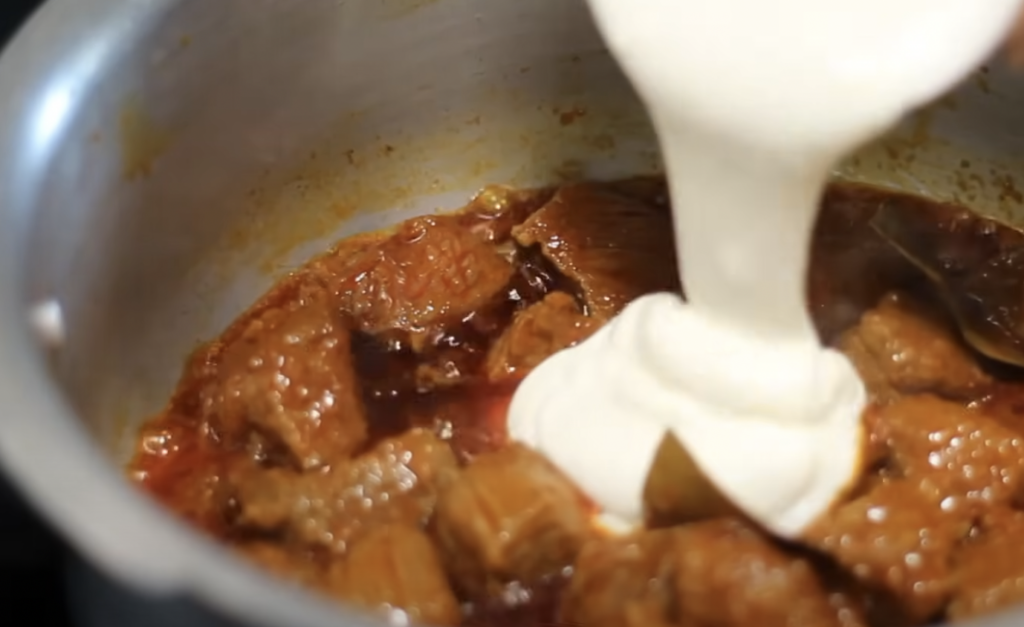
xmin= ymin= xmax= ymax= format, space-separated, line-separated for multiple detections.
xmin=509 ymin=0 xmax=1022 ymax=537
xmin=510 ymin=293 xmax=865 ymax=536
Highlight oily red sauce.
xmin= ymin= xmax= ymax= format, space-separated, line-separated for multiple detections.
xmin=131 ymin=179 xmax=1024 ymax=627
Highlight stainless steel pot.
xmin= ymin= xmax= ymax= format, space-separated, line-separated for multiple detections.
xmin=1 ymin=1 xmax=1024 ymax=626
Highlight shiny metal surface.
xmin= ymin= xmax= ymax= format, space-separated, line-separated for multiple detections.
xmin=0 ymin=1 xmax=1024 ymax=626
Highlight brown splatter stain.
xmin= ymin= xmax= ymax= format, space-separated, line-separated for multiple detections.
xmin=993 ymin=171 xmax=1023 ymax=204
xmin=119 ymin=99 xmax=170 ymax=181
xmin=953 ymin=169 xmax=987 ymax=197
xmin=557 ymin=106 xmax=587 ymax=127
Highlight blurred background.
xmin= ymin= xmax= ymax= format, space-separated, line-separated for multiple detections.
xmin=0 ymin=0 xmax=73 ymax=622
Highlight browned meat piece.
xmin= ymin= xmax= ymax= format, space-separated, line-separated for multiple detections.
xmin=203 ymin=298 xmax=367 ymax=470
xmin=861 ymin=405 xmax=893 ymax=475
xmin=559 ymin=530 xmax=676 ymax=627
xmin=804 ymin=481 xmax=966 ymax=621
xmin=840 ymin=334 xmax=895 ymax=402
xmin=433 ymin=443 xmax=592 ymax=597
xmin=512 ymin=183 xmax=679 ymax=318
xmin=232 ymin=429 xmax=457 ymax=554
xmin=828 ymin=585 xmax=889 ymax=627
xmin=460 ymin=575 xmax=572 ymax=627
xmin=312 ymin=214 xmax=514 ymax=337
xmin=837 ymin=292 xmax=992 ymax=403
xmin=565 ymin=521 xmax=861 ymax=627
xmin=949 ymin=509 xmax=1024 ymax=620
xmin=327 ymin=524 xmax=461 ymax=626
xmin=880 ymin=395 xmax=1024 ymax=515
xmin=666 ymin=520 xmax=858 ymax=627
xmin=485 ymin=291 xmax=598 ymax=380
xmin=971 ymin=387 xmax=1024 ymax=438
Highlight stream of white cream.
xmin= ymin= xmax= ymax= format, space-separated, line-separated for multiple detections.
xmin=509 ymin=0 xmax=1023 ymax=537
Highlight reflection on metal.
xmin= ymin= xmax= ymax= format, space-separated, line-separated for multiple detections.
xmin=28 ymin=298 xmax=65 ymax=349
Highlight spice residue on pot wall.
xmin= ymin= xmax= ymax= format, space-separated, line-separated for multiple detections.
xmin=119 ymin=98 xmax=169 ymax=181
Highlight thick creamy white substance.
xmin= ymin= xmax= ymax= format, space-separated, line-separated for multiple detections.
xmin=509 ymin=0 xmax=1023 ymax=537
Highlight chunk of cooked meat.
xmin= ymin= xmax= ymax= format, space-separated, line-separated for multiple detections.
xmin=232 ymin=429 xmax=457 ymax=554
xmin=485 ymin=291 xmax=598 ymax=380
xmin=804 ymin=481 xmax=966 ymax=621
xmin=564 ymin=521 xmax=866 ymax=627
xmin=880 ymin=395 xmax=1024 ymax=515
xmin=667 ymin=520 xmax=860 ymax=627
xmin=433 ymin=443 xmax=592 ymax=597
xmin=312 ymin=215 xmax=514 ymax=338
xmin=512 ymin=183 xmax=679 ymax=318
xmin=948 ymin=509 xmax=1024 ymax=621
xmin=860 ymin=405 xmax=893 ymax=475
xmin=327 ymin=524 xmax=461 ymax=626
xmin=970 ymin=389 xmax=1024 ymax=438
xmin=202 ymin=297 xmax=367 ymax=470
xmin=838 ymin=292 xmax=992 ymax=403
xmin=559 ymin=530 xmax=676 ymax=627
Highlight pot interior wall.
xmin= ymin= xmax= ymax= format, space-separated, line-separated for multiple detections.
xmin=17 ymin=0 xmax=1024 ymax=463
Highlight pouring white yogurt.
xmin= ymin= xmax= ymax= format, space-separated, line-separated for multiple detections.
xmin=509 ymin=0 xmax=1024 ymax=538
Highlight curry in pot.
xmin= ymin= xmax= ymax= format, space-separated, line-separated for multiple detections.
xmin=130 ymin=178 xmax=1024 ymax=626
